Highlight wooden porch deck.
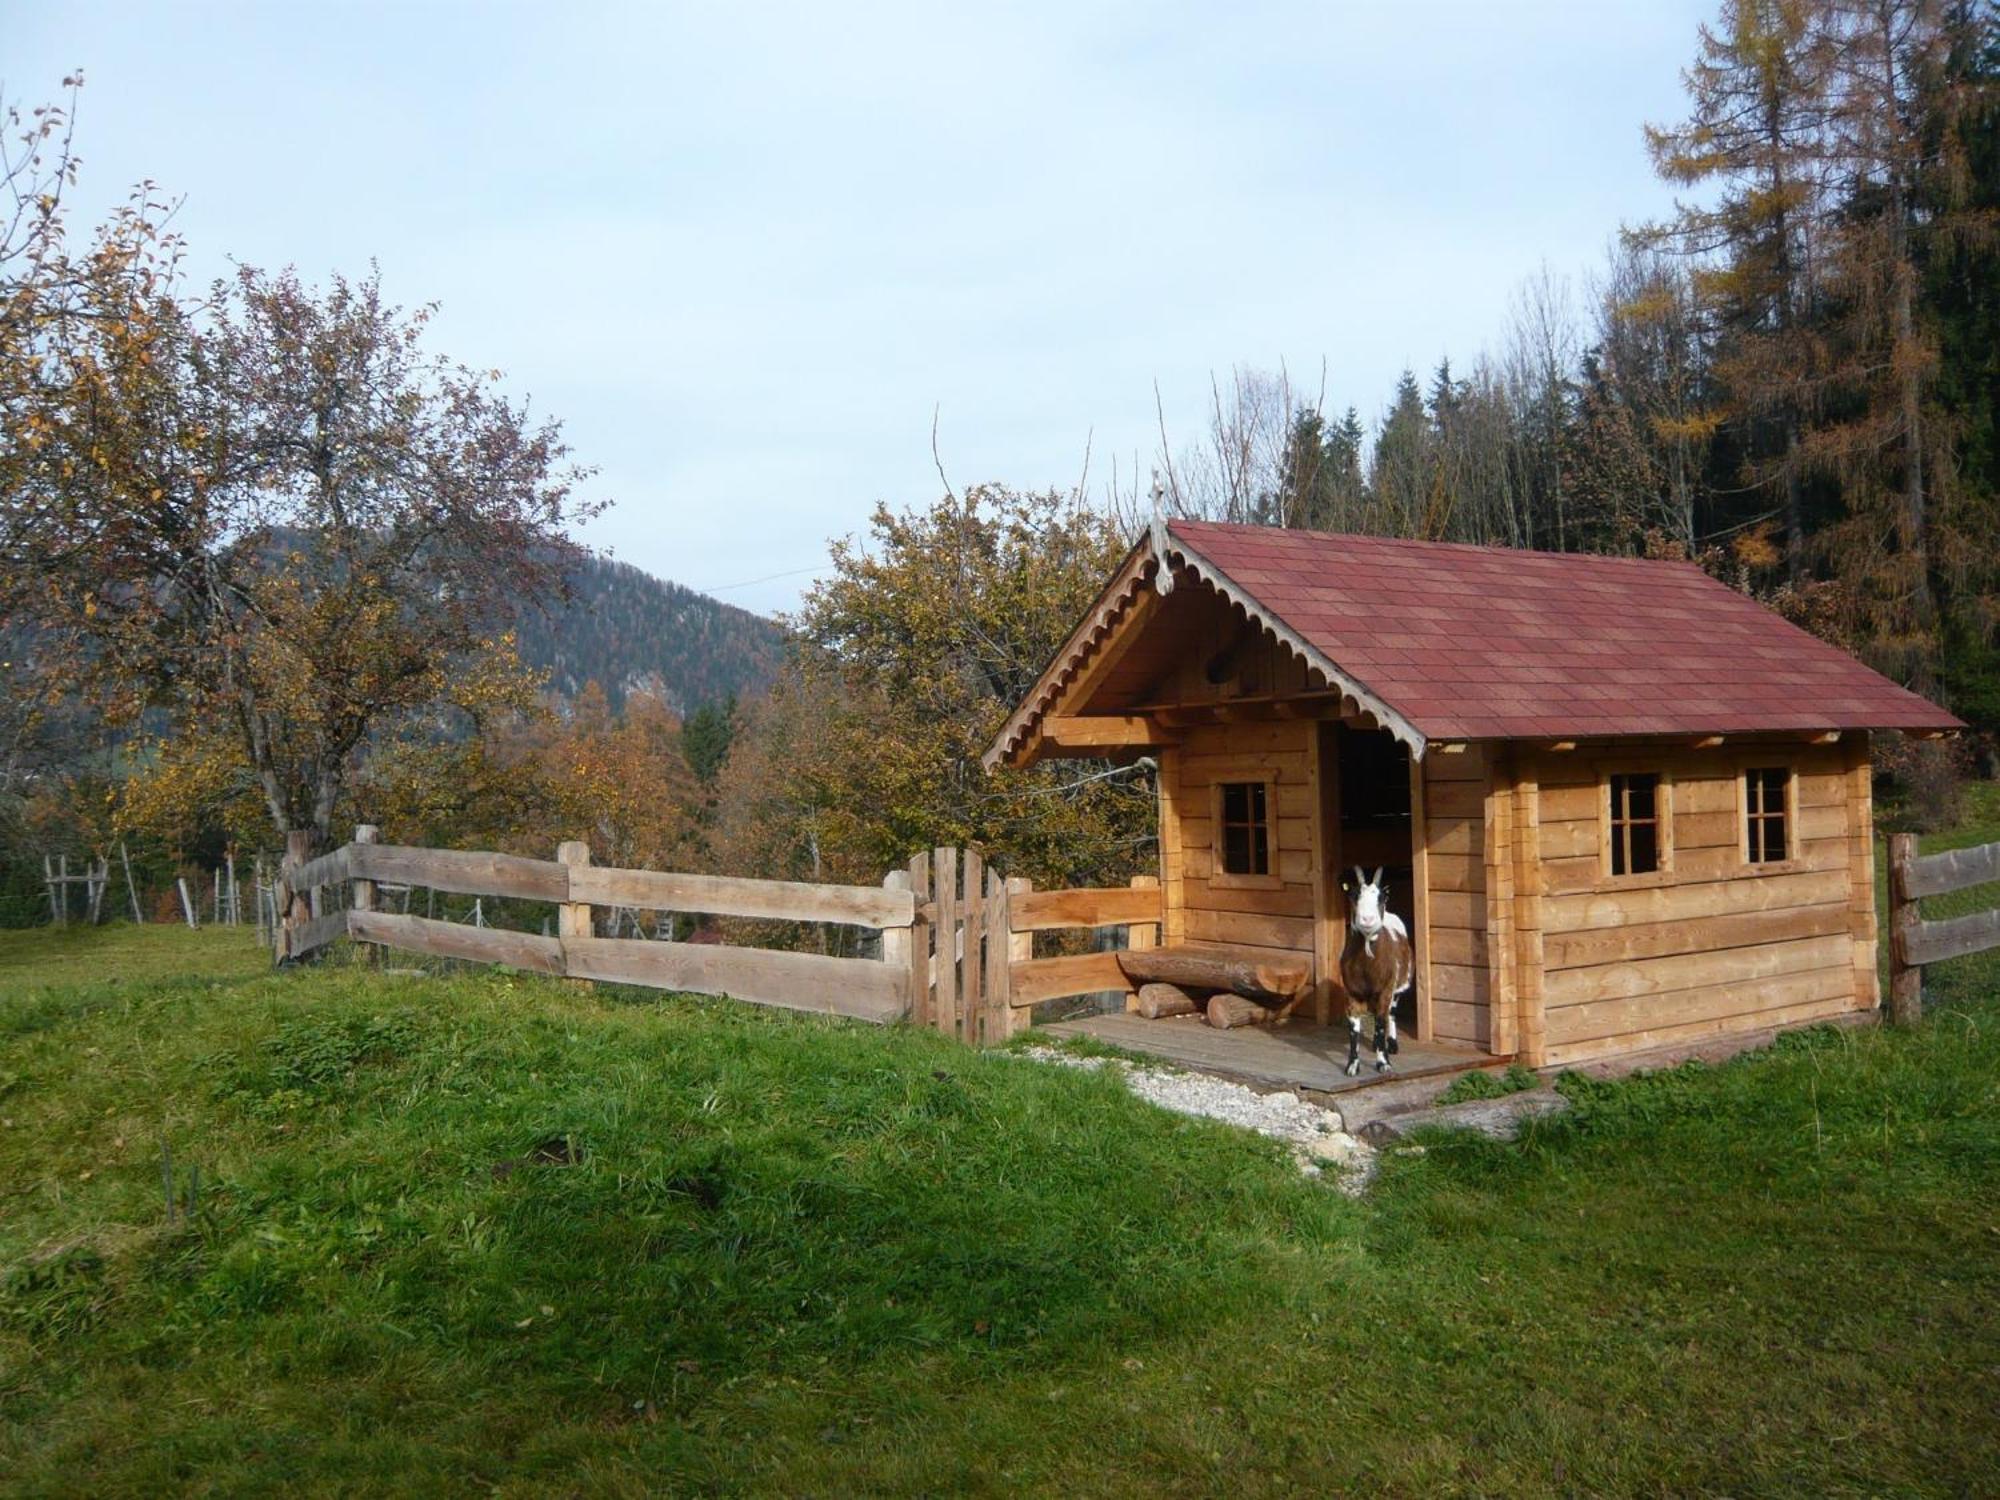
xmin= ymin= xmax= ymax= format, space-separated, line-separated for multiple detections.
xmin=1040 ymin=1013 xmax=1498 ymax=1095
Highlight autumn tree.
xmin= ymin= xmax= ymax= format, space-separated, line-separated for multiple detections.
xmin=6 ymin=261 xmax=597 ymax=850
xmin=1642 ymin=0 xmax=1831 ymax=580
xmin=718 ymin=486 xmax=1154 ymax=888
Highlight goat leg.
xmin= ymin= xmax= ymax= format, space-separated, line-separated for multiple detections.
xmin=1344 ymin=1015 xmax=1363 ymax=1077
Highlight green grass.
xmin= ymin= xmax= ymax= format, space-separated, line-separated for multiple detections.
xmin=2 ymin=835 xmax=1998 ymax=1496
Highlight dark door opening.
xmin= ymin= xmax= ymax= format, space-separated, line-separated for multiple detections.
xmin=1329 ymin=724 xmax=1417 ymax=1032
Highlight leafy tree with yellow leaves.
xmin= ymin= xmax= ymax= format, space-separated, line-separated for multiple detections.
xmin=5 ymin=236 xmax=598 ymax=850
xmin=717 ymin=486 xmax=1156 ymax=890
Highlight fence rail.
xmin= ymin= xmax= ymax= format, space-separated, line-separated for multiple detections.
xmin=1889 ymin=832 xmax=2000 ymax=1023
xmin=278 ymin=830 xmax=1167 ymax=1044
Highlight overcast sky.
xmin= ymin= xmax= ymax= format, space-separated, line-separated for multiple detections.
xmin=11 ymin=1 xmax=1715 ymax=615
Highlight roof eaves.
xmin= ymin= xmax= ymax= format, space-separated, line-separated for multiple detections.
xmin=1163 ymin=528 xmax=1429 ymax=759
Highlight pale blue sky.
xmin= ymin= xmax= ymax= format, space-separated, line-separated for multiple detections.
xmin=11 ymin=1 xmax=1713 ymax=614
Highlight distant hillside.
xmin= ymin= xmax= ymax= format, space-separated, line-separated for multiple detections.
xmin=515 ymin=555 xmax=786 ymax=716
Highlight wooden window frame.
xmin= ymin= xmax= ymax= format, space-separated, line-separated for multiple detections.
xmin=1210 ymin=776 xmax=1283 ymax=889
xmin=1598 ymin=766 xmax=1674 ymax=887
xmin=1738 ymin=762 xmax=1800 ymax=871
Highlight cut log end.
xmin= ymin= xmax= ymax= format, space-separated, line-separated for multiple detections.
xmin=1135 ymin=981 xmax=1203 ymax=1020
xmin=1206 ymin=992 xmax=1280 ymax=1030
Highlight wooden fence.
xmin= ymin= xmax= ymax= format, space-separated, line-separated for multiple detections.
xmin=279 ymin=832 xmax=1166 ymax=1042
xmin=903 ymin=847 xmax=1160 ymax=1044
xmin=1888 ymin=832 xmax=2000 ymax=1024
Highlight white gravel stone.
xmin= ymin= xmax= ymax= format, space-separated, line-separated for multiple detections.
xmin=1015 ymin=1045 xmax=1375 ymax=1190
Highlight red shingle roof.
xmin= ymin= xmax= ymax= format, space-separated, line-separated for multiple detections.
xmin=1168 ymin=520 xmax=1962 ymax=742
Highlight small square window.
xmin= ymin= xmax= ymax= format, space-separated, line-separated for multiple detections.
xmin=1217 ymin=781 xmax=1270 ymax=877
xmin=1609 ymin=772 xmax=1662 ymax=877
xmin=1745 ymin=767 xmax=1790 ymax=864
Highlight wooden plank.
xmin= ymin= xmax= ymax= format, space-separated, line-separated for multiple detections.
xmin=1423 ymin=815 xmax=1480 ymax=858
xmin=557 ymin=840 xmax=593 ymax=987
xmin=1843 ymin=735 xmax=1879 ymax=1012
xmin=351 ymin=843 xmax=569 ymax=903
xmin=1903 ymin=839 xmax=2000 ymax=899
xmin=1544 ymin=902 xmax=1851 ymax=970
xmin=573 ymin=865 xmax=913 ymax=927
xmin=1311 ymin=720 xmax=1339 ymax=1025
xmin=1159 ymin=745 xmax=1185 ymax=946
xmin=1426 ymin=925 xmax=1488 ymax=967
xmin=1181 ymin=906 xmax=1314 ymax=951
xmin=1180 ymin=879 xmax=1315 ymax=918
xmin=1011 ymin=885 xmax=1165 ymax=931
xmin=1040 ymin=713 xmax=1171 ymax=751
xmin=1408 ymin=743 xmax=1432 ymax=1041
xmin=1537 ymin=783 xmax=1602 ymax=823
xmin=1006 ymin=876 xmax=1033 ymax=1035
xmin=1428 ymin=890 xmax=1484 ymax=928
xmin=563 ymin=936 xmax=905 ymax=1022
xmin=983 ymin=866 xmax=1012 ymax=1042
xmin=1485 ymin=752 xmax=1517 ymax=1058
xmin=287 ymin=845 xmax=352 ymax=893
xmin=1511 ymin=770 xmax=1546 ymax=1066
xmin=1539 ymin=839 xmax=1846 ymax=897
xmin=1544 ymin=988 xmax=1856 ymax=1072
xmin=1545 ymin=932 xmax=1853 ymax=1008
xmin=1545 ymin=868 xmax=1850 ymax=932
xmin=934 ymin=847 xmax=959 ymax=1039
xmin=349 ymin=909 xmax=565 ymax=975
xmin=1430 ymin=998 xmax=1490 ymax=1046
xmin=1009 ymin=951 xmax=1128 ymax=1006
xmin=285 ymin=908 xmax=349 ymax=959
xmin=1903 ymin=907 xmax=2000 ymax=967
xmin=908 ymin=851 xmax=933 ymax=1027
xmin=1424 ymin=852 xmax=1484 ymax=890
xmin=1427 ymin=779 xmax=1485 ymax=819
xmin=961 ymin=849 xmax=985 ymax=1044
xmin=1428 ymin=960 xmax=1488 ymax=1004
xmin=882 ymin=869 xmax=913 ymax=1018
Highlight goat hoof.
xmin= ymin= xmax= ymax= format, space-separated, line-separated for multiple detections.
xmin=1375 ymin=1059 xmax=1392 ymax=1073
xmin=1343 ymin=1059 xmax=1361 ymax=1077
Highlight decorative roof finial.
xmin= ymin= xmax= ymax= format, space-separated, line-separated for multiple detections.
xmin=1149 ymin=469 xmax=1174 ymax=596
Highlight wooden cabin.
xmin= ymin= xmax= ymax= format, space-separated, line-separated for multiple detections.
xmin=984 ymin=520 xmax=1963 ymax=1069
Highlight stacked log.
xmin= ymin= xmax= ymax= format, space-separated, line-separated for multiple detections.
xmin=1135 ymin=982 xmax=1202 ymax=1019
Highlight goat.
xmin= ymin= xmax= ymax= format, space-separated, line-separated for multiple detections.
xmin=1337 ymin=866 xmax=1413 ymax=1076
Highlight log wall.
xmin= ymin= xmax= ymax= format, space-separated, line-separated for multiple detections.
xmin=1421 ymin=744 xmax=1492 ymax=1048
xmin=1517 ymin=735 xmax=1875 ymax=1068
xmin=1164 ymin=720 xmax=1320 ymax=975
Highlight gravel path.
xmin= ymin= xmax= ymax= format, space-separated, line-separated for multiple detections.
xmin=1016 ymin=1045 xmax=1375 ymax=1189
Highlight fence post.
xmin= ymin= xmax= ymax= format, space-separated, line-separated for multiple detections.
xmin=907 ymin=852 xmax=933 ymax=1028
xmin=1005 ymin=876 xmax=1033 ymax=1040
xmin=1889 ymin=831 xmax=1921 ymax=1026
xmin=980 ymin=866 xmax=1010 ymax=1045
xmin=1123 ymin=874 xmax=1161 ymax=1013
xmin=557 ymin=840 xmax=592 ymax=987
xmin=960 ymin=850 xmax=986 ymax=1046
xmin=278 ymin=830 xmax=313 ymax=957
xmin=881 ymin=870 xmax=913 ymax=1020
xmin=933 ymin=847 xmax=959 ymax=1041
xmin=351 ymin=825 xmax=380 ymax=962
xmin=121 ymin=842 xmax=144 ymax=925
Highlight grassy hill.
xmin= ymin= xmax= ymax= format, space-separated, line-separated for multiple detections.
xmin=0 ymin=800 xmax=1996 ymax=1494
xmin=517 ymin=554 xmax=785 ymax=716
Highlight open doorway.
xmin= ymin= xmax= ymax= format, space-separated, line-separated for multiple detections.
xmin=1323 ymin=723 xmax=1417 ymax=1034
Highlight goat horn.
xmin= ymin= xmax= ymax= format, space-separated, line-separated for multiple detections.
xmin=1372 ymin=866 xmax=1384 ymax=886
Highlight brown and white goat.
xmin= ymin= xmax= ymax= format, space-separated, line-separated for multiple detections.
xmin=1337 ymin=867 xmax=1413 ymax=1076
